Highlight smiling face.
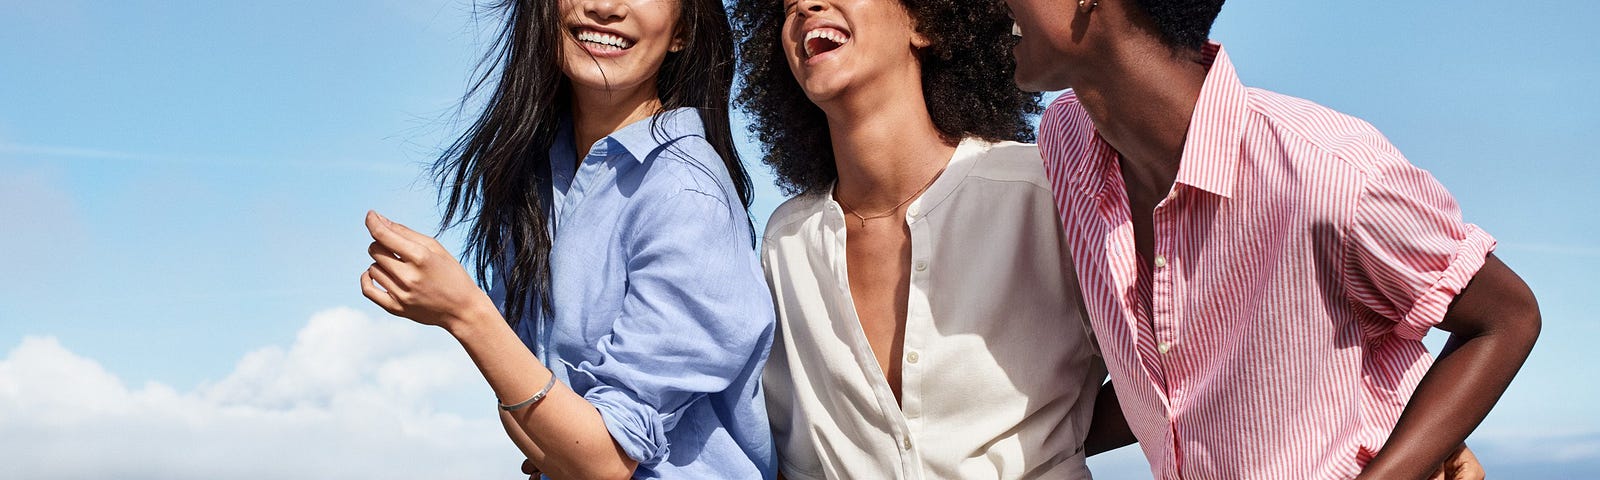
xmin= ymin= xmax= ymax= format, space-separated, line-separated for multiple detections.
xmin=780 ymin=0 xmax=929 ymax=105
xmin=1004 ymin=0 xmax=1084 ymax=92
xmin=559 ymin=0 xmax=684 ymax=98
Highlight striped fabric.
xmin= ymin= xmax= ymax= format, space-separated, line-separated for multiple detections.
xmin=1038 ymin=42 xmax=1496 ymax=479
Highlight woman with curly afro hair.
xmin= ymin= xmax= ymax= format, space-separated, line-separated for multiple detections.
xmin=732 ymin=0 xmax=1116 ymax=478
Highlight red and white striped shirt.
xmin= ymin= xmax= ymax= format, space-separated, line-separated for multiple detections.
xmin=1039 ymin=42 xmax=1496 ymax=479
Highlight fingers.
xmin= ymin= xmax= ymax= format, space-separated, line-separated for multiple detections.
xmin=370 ymin=210 xmax=436 ymax=245
xmin=367 ymin=262 xmax=402 ymax=293
xmin=384 ymin=217 xmax=431 ymax=242
xmin=368 ymin=241 xmax=406 ymax=274
xmin=1456 ymin=445 xmax=1485 ymax=480
xmin=365 ymin=210 xmax=427 ymax=260
xmin=1431 ymin=444 xmax=1484 ymax=480
xmin=360 ymin=269 xmax=403 ymax=314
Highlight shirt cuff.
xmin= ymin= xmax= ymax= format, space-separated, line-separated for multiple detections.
xmin=566 ymin=365 xmax=672 ymax=465
xmin=1393 ymin=225 xmax=1497 ymax=341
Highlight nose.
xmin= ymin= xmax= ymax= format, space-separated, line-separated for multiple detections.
xmin=795 ymin=0 xmax=828 ymax=16
xmin=582 ymin=0 xmax=626 ymax=22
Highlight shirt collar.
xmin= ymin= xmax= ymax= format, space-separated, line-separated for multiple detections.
xmin=1066 ymin=41 xmax=1247 ymax=199
xmin=1172 ymin=41 xmax=1247 ymax=198
xmin=597 ymin=107 xmax=703 ymax=163
xmin=818 ymin=137 xmax=987 ymax=221
xmin=911 ymin=137 xmax=987 ymax=216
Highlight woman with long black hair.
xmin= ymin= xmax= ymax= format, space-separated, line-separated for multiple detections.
xmin=358 ymin=0 xmax=775 ymax=478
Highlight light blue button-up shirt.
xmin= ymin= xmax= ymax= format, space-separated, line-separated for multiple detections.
xmin=490 ymin=108 xmax=776 ymax=479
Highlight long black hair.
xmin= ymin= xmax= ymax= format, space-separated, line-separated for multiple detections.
xmin=434 ymin=0 xmax=752 ymax=324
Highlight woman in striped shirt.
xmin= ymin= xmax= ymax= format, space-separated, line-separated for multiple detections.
xmin=1006 ymin=0 xmax=1533 ymax=478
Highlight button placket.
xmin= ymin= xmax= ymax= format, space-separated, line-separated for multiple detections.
xmin=1151 ymin=193 xmax=1180 ymax=361
xmin=900 ymin=214 xmax=932 ymax=426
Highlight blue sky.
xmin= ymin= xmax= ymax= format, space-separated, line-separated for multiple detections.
xmin=1 ymin=0 xmax=1595 ymax=478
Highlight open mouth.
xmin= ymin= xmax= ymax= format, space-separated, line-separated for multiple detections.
xmin=803 ymin=27 xmax=849 ymax=59
xmin=573 ymin=27 xmax=635 ymax=53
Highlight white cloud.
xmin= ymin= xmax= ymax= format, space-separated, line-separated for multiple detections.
xmin=3 ymin=307 xmax=1589 ymax=478
xmin=0 ymin=307 xmax=520 ymax=479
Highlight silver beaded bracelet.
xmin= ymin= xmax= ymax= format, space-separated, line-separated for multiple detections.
xmin=499 ymin=374 xmax=558 ymax=412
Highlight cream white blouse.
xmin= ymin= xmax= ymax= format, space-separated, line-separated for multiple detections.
xmin=761 ymin=139 xmax=1104 ymax=480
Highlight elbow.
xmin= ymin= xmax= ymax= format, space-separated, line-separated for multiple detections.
xmin=1512 ymin=292 xmax=1542 ymax=353
xmin=593 ymin=463 xmax=637 ymax=480
xmin=552 ymin=457 xmax=636 ymax=480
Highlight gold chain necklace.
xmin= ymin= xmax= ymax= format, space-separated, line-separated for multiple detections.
xmin=835 ymin=168 xmax=945 ymax=228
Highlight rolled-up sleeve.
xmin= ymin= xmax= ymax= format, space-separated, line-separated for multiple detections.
xmin=1341 ymin=148 xmax=1496 ymax=341
xmin=565 ymin=184 xmax=772 ymax=465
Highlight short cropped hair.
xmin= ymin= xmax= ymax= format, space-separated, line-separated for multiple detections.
xmin=1132 ymin=0 xmax=1227 ymax=51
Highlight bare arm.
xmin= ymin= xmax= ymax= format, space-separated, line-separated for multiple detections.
xmin=500 ymin=405 xmax=547 ymax=471
xmin=1083 ymin=380 xmax=1136 ymax=456
xmin=360 ymin=211 xmax=638 ymax=480
xmin=1356 ymin=254 xmax=1540 ymax=479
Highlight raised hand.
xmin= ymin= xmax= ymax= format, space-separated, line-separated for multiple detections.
xmin=359 ymin=210 xmax=497 ymax=330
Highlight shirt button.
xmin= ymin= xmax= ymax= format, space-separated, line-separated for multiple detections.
xmin=1158 ymin=342 xmax=1173 ymax=354
xmin=903 ymin=438 xmax=913 ymax=450
xmin=1154 ymin=255 xmax=1168 ymax=268
xmin=907 ymin=205 xmax=920 ymax=217
xmin=905 ymin=351 xmax=920 ymax=364
xmin=826 ymin=203 xmax=837 ymax=211
xmin=913 ymin=260 xmax=928 ymax=272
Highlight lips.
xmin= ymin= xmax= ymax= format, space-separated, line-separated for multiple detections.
xmin=802 ymin=27 xmax=849 ymax=59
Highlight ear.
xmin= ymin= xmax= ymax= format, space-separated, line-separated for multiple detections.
xmin=910 ymin=30 xmax=932 ymax=49
xmin=670 ymin=21 xmax=689 ymax=52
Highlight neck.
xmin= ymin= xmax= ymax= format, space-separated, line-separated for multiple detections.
xmin=820 ymin=76 xmax=956 ymax=212
xmin=570 ymin=84 xmax=663 ymax=161
xmin=1071 ymin=40 xmax=1208 ymax=191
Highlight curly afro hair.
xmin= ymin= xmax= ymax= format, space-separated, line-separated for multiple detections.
xmin=731 ymin=0 xmax=1041 ymax=196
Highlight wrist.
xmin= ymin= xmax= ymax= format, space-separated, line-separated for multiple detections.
xmin=443 ymin=296 xmax=503 ymax=339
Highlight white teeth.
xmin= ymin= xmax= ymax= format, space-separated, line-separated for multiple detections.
xmin=576 ymin=30 xmax=633 ymax=50
xmin=802 ymin=28 xmax=849 ymax=58
xmin=1012 ymin=22 xmax=1022 ymax=37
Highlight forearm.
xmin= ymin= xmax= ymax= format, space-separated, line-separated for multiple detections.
xmin=1083 ymin=380 xmax=1137 ymax=456
xmin=449 ymin=307 xmax=637 ymax=480
xmin=500 ymin=409 xmax=547 ymax=464
xmin=1359 ymin=256 xmax=1540 ymax=479
xmin=1359 ymin=330 xmax=1533 ymax=478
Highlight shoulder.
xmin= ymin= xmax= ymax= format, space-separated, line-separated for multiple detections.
xmin=637 ymin=133 xmax=739 ymax=207
xmin=1037 ymin=90 xmax=1099 ymax=171
xmin=763 ymin=193 xmax=828 ymax=241
xmin=1040 ymin=90 xmax=1093 ymax=134
xmin=961 ymin=140 xmax=1050 ymax=189
xmin=1244 ymin=88 xmax=1407 ymax=179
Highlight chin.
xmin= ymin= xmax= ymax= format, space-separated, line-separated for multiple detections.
xmin=1013 ymin=71 xmax=1062 ymax=93
xmin=1011 ymin=54 xmax=1072 ymax=92
xmin=567 ymin=66 xmax=647 ymax=94
xmin=792 ymin=68 xmax=852 ymax=106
